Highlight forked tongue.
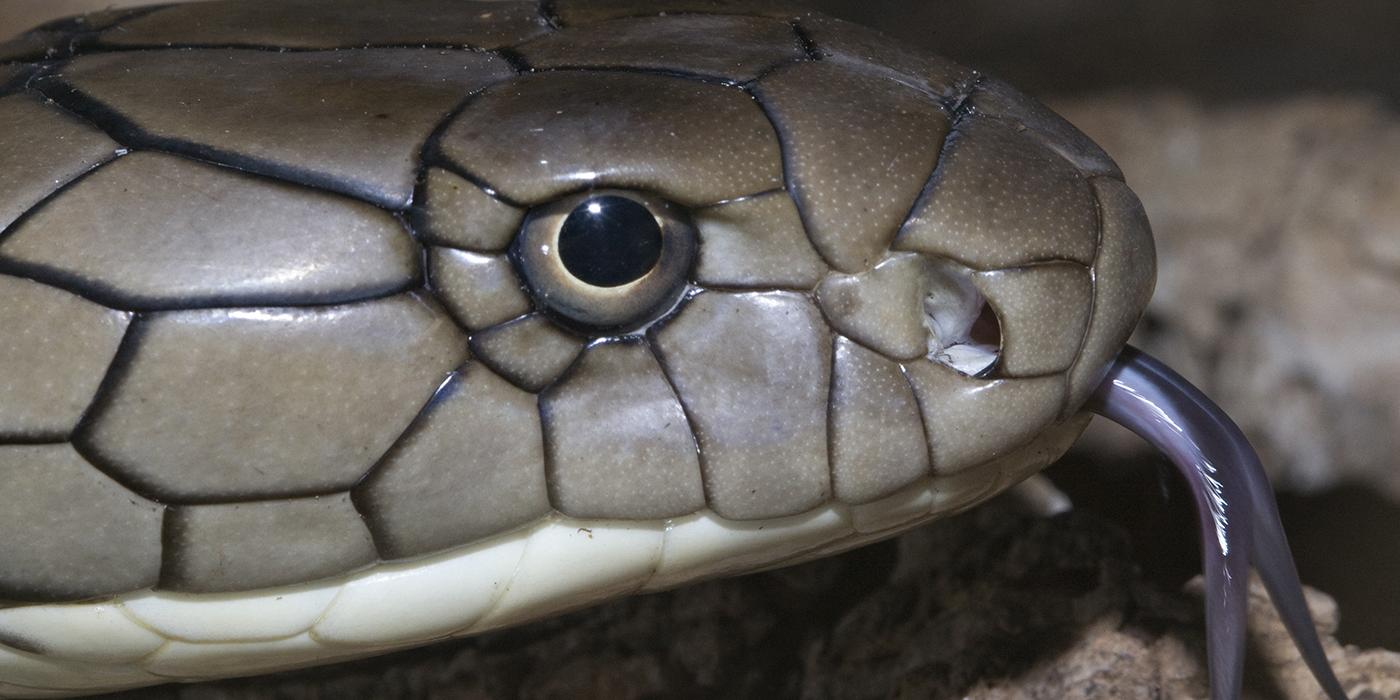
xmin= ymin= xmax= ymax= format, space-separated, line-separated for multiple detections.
xmin=1087 ymin=345 xmax=1348 ymax=700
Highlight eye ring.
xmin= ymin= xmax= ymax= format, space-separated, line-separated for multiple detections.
xmin=511 ymin=189 xmax=697 ymax=333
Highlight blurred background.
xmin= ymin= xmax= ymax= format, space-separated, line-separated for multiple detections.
xmin=3 ymin=0 xmax=1397 ymax=693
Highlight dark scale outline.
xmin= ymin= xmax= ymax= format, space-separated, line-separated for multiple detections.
xmin=419 ymin=60 xmax=801 ymax=211
xmin=157 ymin=496 xmax=384 ymax=593
xmin=687 ymin=186 xmax=829 ymax=293
xmin=413 ymin=66 xmax=531 ymax=212
xmin=687 ymin=279 xmax=820 ymax=296
xmin=32 ymin=74 xmax=407 ymax=210
xmin=536 ymin=338 xmax=603 ymax=515
xmin=0 ymin=433 xmax=69 ymax=446
xmin=0 ymin=254 xmax=420 ymax=315
xmin=744 ymin=61 xmax=960 ymax=277
xmin=466 ymin=312 xmax=587 ymax=393
xmin=414 ymin=160 xmax=533 ymax=214
xmin=508 ymin=12 xmax=811 ymax=87
xmin=0 ymin=144 xmax=425 ymax=311
xmin=0 ymin=64 xmax=34 ymax=96
xmin=823 ymin=334 xmax=842 ymax=503
xmin=65 ymin=316 xmax=175 ymax=505
xmin=642 ymin=336 xmax=707 ymax=488
xmin=352 ymin=367 xmax=466 ymax=490
xmin=828 ymin=346 xmax=945 ymax=504
xmin=895 ymin=359 xmax=1078 ymax=482
xmin=2 ymin=2 xmax=789 ymax=596
xmin=0 ymin=159 xmax=123 ymax=318
xmin=80 ymin=42 xmax=508 ymax=55
xmin=0 ymin=298 xmax=133 ymax=446
xmin=535 ymin=335 xmax=707 ymax=520
xmin=783 ymin=14 xmax=986 ymax=107
xmin=22 ymin=4 xmax=165 ymax=36
xmin=944 ymin=253 xmax=1095 ymax=275
xmin=896 ymin=361 xmax=942 ymax=479
xmin=0 ymin=77 xmax=438 ymax=312
xmin=0 ymin=461 xmax=165 ymax=606
xmin=642 ymin=302 xmax=716 ymax=513
xmin=544 ymin=6 xmax=806 ymax=28
xmin=350 ymin=362 xmax=561 ymax=562
xmin=528 ymin=331 xmax=597 ymax=396
xmin=526 ymin=62 xmax=762 ymax=89
xmin=349 ymin=368 xmax=465 ymax=559
xmin=887 ymin=89 xmax=972 ymax=270
xmin=789 ymin=20 xmax=822 ymax=61
xmin=943 ymin=73 xmax=987 ymax=119
xmin=887 ymin=94 xmax=1101 ymax=274
xmin=0 ymin=131 xmax=119 ymax=248
xmin=0 ymin=4 xmax=167 ymax=63
xmin=537 ymin=0 xmax=564 ymax=29
xmin=741 ymin=79 xmax=839 ymax=273
xmin=740 ymin=54 xmax=815 ymax=87
xmin=810 ymin=273 xmax=1073 ymax=383
xmin=154 ymin=506 xmax=182 ymax=591
xmin=493 ymin=45 xmax=533 ymax=74
xmin=29 ymin=50 xmax=524 ymax=212
xmin=467 ymin=309 xmax=534 ymax=338
xmin=961 ymin=80 xmax=1126 ymax=183
xmin=64 ymin=292 xmax=467 ymax=508
xmin=969 ymin=261 xmax=1092 ymax=380
xmin=1060 ymin=175 xmax=1111 ymax=418
xmin=26 ymin=4 xmax=559 ymax=59
xmin=644 ymin=288 xmax=838 ymax=519
xmin=693 ymin=186 xmax=789 ymax=209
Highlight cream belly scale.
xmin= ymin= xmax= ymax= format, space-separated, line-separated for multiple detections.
xmin=0 ymin=1 xmax=1348 ymax=698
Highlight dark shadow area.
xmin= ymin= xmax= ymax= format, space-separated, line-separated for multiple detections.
xmin=1278 ymin=484 xmax=1400 ymax=649
xmin=1046 ymin=447 xmax=1202 ymax=593
xmin=811 ymin=0 xmax=1400 ymax=102
xmin=1049 ymin=443 xmax=1400 ymax=650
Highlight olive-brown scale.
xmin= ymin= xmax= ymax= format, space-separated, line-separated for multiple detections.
xmin=0 ymin=0 xmax=1152 ymax=691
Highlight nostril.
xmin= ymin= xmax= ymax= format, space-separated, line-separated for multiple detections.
xmin=968 ymin=302 xmax=1002 ymax=347
xmin=921 ymin=262 xmax=1000 ymax=376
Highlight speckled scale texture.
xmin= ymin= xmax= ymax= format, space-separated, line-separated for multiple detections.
xmin=0 ymin=1 xmax=1154 ymax=689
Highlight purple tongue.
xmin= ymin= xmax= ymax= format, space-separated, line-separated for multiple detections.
xmin=1088 ymin=345 xmax=1348 ymax=700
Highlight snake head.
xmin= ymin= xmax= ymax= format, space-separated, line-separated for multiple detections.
xmin=0 ymin=1 xmax=1184 ymax=694
xmin=0 ymin=2 xmax=1161 ymax=585
xmin=407 ymin=12 xmax=1158 ymax=520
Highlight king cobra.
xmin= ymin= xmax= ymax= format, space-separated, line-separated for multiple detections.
xmin=0 ymin=2 xmax=1349 ymax=698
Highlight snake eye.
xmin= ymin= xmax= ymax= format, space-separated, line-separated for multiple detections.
xmin=512 ymin=190 xmax=696 ymax=332
xmin=557 ymin=195 xmax=662 ymax=287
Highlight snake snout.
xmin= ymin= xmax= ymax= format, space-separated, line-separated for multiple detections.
xmin=815 ymin=252 xmax=1002 ymax=376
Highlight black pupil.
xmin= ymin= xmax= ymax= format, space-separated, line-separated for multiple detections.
xmin=557 ymin=195 xmax=663 ymax=287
